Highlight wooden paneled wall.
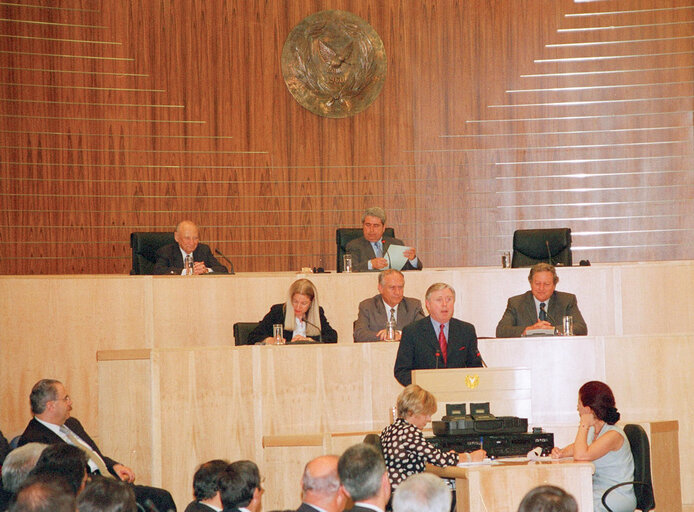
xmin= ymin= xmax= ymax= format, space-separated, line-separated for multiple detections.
xmin=0 ymin=0 xmax=692 ymax=274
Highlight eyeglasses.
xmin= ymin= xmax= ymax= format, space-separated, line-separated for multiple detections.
xmin=54 ymin=395 xmax=71 ymax=403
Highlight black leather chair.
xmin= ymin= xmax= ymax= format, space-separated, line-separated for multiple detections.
xmin=336 ymin=227 xmax=395 ymax=272
xmin=130 ymin=232 xmax=176 ymax=275
xmin=233 ymin=322 xmax=260 ymax=346
xmin=511 ymin=228 xmax=572 ymax=268
xmin=601 ymin=424 xmax=655 ymax=512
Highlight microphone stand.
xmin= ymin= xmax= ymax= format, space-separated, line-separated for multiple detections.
xmin=214 ymin=248 xmax=235 ymax=275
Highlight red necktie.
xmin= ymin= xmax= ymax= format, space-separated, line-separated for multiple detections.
xmin=438 ymin=324 xmax=448 ymax=365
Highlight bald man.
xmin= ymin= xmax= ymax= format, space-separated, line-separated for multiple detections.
xmin=295 ymin=455 xmax=346 ymax=512
xmin=154 ymin=220 xmax=228 ymax=275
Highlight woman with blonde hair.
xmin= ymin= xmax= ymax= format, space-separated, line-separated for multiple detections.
xmin=380 ymin=384 xmax=485 ymax=490
xmin=247 ymin=278 xmax=337 ymax=344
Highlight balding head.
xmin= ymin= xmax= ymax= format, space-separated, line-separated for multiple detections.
xmin=301 ymin=455 xmax=345 ymax=512
xmin=175 ymin=220 xmax=200 ymax=254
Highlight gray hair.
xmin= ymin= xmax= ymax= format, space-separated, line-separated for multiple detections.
xmin=424 ymin=283 xmax=455 ymax=302
xmin=337 ymin=443 xmax=385 ymax=502
xmin=392 ymin=473 xmax=451 ymax=512
xmin=2 ymin=443 xmax=48 ymax=493
xmin=361 ymin=207 xmax=386 ymax=225
xmin=378 ymin=269 xmax=403 ymax=286
xmin=29 ymin=379 xmax=60 ymax=415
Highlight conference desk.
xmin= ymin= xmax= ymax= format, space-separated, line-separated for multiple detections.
xmin=1 ymin=262 xmax=693 ymax=507
xmin=97 ymin=341 xmax=682 ymax=510
xmin=427 ymin=459 xmax=595 ymax=512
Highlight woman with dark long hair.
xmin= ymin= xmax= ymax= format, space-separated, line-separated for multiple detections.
xmin=551 ymin=381 xmax=636 ymax=512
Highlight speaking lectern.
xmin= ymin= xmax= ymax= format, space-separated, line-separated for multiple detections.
xmin=411 ymin=367 xmax=532 ymax=421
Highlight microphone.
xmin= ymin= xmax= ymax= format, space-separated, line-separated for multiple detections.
xmin=545 ymin=240 xmax=553 ymax=266
xmin=303 ymin=317 xmax=323 ymax=343
xmin=435 ymin=351 xmax=440 ymax=369
xmin=214 ymin=248 xmax=235 ymax=275
xmin=382 ymin=239 xmax=392 ymax=269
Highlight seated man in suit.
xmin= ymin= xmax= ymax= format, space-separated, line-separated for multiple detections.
xmin=18 ymin=379 xmax=176 ymax=512
xmin=218 ymin=460 xmax=263 ymax=512
xmin=495 ymin=263 xmax=587 ymax=338
xmin=337 ymin=443 xmax=390 ymax=512
xmin=154 ymin=220 xmax=228 ymax=275
xmin=295 ymin=455 xmax=346 ymax=512
xmin=184 ymin=459 xmax=229 ymax=512
xmin=346 ymin=207 xmax=422 ymax=272
xmin=394 ymin=283 xmax=483 ymax=386
xmin=353 ymin=270 xmax=425 ymax=342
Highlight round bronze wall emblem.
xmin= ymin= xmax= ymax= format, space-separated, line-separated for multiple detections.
xmin=281 ymin=10 xmax=387 ymax=118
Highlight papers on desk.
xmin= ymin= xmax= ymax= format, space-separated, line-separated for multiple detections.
xmin=456 ymin=458 xmax=494 ymax=467
xmin=384 ymin=244 xmax=411 ymax=270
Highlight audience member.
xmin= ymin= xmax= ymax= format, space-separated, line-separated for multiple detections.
xmin=18 ymin=379 xmax=176 ymax=512
xmin=185 ymin=459 xmax=229 ymax=512
xmin=496 ymin=263 xmax=587 ymax=337
xmin=8 ymin=474 xmax=75 ymax=512
xmin=517 ymin=485 xmax=578 ymax=512
xmin=346 ymin=207 xmax=422 ymax=272
xmin=551 ymin=381 xmax=635 ymax=512
xmin=30 ymin=444 xmax=88 ymax=495
xmin=154 ymin=220 xmax=228 ymax=275
xmin=218 ymin=461 xmax=263 ymax=512
xmin=337 ymin=443 xmax=390 ymax=512
xmin=391 ymin=473 xmax=450 ymax=512
xmin=380 ymin=385 xmax=484 ymax=491
xmin=76 ymin=475 xmax=137 ymax=512
xmin=248 ymin=279 xmax=338 ymax=344
xmin=353 ymin=270 xmax=424 ymax=342
xmin=2 ymin=444 xmax=47 ymax=495
xmin=296 ymin=455 xmax=345 ymax=512
xmin=394 ymin=283 xmax=483 ymax=386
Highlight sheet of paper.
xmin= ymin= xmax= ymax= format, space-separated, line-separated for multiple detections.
xmin=456 ymin=458 xmax=495 ymax=467
xmin=385 ymin=244 xmax=410 ymax=270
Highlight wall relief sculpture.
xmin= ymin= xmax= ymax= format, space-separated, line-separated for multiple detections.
xmin=281 ymin=10 xmax=387 ymax=118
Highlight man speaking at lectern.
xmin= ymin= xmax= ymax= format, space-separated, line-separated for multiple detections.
xmin=394 ymin=283 xmax=483 ymax=386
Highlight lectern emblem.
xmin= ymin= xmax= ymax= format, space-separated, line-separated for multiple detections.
xmin=465 ymin=374 xmax=480 ymax=389
xmin=281 ymin=10 xmax=387 ymax=118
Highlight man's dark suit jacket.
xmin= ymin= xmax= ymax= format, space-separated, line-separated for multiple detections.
xmin=153 ymin=243 xmax=228 ymax=275
xmin=18 ymin=417 xmax=176 ymax=512
xmin=345 ymin=505 xmax=384 ymax=512
xmin=495 ymin=290 xmax=587 ymax=338
xmin=247 ymin=304 xmax=338 ymax=345
xmin=353 ymin=295 xmax=425 ymax=342
xmin=185 ymin=502 xmax=218 ymax=512
xmin=394 ymin=316 xmax=483 ymax=386
xmin=295 ymin=504 xmax=322 ymax=512
xmin=0 ymin=429 xmax=10 ymax=465
xmin=345 ymin=236 xmax=423 ymax=272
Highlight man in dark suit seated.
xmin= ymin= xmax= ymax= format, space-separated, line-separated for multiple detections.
xmin=346 ymin=207 xmax=422 ymax=272
xmin=337 ymin=444 xmax=390 ymax=512
xmin=154 ymin=220 xmax=228 ymax=275
xmin=353 ymin=270 xmax=425 ymax=342
xmin=218 ymin=460 xmax=263 ymax=512
xmin=394 ymin=283 xmax=483 ymax=386
xmin=185 ymin=459 xmax=229 ymax=512
xmin=295 ymin=456 xmax=345 ymax=512
xmin=495 ymin=263 xmax=587 ymax=338
xmin=18 ymin=379 xmax=176 ymax=512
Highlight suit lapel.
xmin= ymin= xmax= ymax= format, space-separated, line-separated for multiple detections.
xmin=173 ymin=245 xmax=184 ymax=267
xmin=374 ymin=296 xmax=387 ymax=326
xmin=524 ymin=292 xmax=538 ymax=322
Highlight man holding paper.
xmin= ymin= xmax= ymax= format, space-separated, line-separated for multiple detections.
xmin=346 ymin=207 xmax=423 ymax=272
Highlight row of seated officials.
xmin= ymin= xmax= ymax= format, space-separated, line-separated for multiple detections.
xmin=0 ymin=380 xmax=593 ymax=512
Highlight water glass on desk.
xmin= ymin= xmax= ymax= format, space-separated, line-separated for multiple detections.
xmin=385 ymin=319 xmax=396 ymax=341
xmin=185 ymin=254 xmax=194 ymax=275
xmin=343 ymin=254 xmax=353 ymax=273
xmin=272 ymin=324 xmax=285 ymax=345
xmin=562 ymin=316 xmax=573 ymax=336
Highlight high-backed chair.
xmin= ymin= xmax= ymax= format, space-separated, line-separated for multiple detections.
xmin=233 ymin=322 xmax=260 ymax=346
xmin=511 ymin=228 xmax=572 ymax=268
xmin=601 ymin=424 xmax=655 ymax=512
xmin=363 ymin=433 xmax=384 ymax=458
xmin=130 ymin=232 xmax=176 ymax=275
xmin=336 ymin=227 xmax=395 ymax=272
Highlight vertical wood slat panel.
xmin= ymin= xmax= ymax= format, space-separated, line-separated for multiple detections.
xmin=0 ymin=0 xmax=692 ymax=274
